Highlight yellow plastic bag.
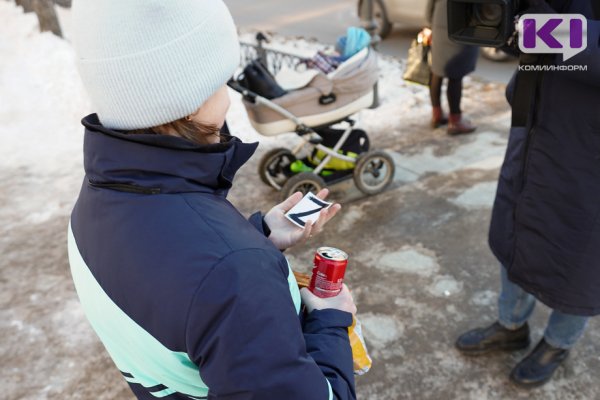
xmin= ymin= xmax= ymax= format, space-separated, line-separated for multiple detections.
xmin=349 ymin=316 xmax=372 ymax=375
xmin=308 ymin=149 xmax=358 ymax=171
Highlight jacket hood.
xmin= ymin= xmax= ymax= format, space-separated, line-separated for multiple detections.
xmin=81 ymin=114 xmax=258 ymax=195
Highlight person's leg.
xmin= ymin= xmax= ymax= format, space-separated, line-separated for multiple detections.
xmin=447 ymin=77 xmax=462 ymax=115
xmin=544 ymin=310 xmax=589 ymax=349
xmin=429 ymin=74 xmax=447 ymax=128
xmin=455 ymin=266 xmax=532 ymax=354
xmin=430 ymin=73 xmax=443 ymax=107
xmin=447 ymin=77 xmax=476 ymax=135
xmin=498 ymin=266 xmax=536 ymax=329
xmin=510 ymin=311 xmax=589 ymax=388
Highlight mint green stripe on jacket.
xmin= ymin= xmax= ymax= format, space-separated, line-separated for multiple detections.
xmin=285 ymin=258 xmax=302 ymax=315
xmin=285 ymin=259 xmax=333 ymax=400
xmin=67 ymin=224 xmax=209 ymax=399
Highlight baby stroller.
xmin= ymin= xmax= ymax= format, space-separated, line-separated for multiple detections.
xmin=229 ymin=42 xmax=395 ymax=201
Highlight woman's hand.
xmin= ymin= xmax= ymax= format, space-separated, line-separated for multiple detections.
xmin=264 ymin=189 xmax=341 ymax=251
xmin=419 ymin=27 xmax=432 ymax=46
xmin=300 ymin=284 xmax=357 ymax=315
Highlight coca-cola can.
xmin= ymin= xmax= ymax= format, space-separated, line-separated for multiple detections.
xmin=309 ymin=247 xmax=348 ymax=298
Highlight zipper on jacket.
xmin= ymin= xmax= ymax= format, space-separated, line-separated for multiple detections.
xmin=88 ymin=179 xmax=161 ymax=195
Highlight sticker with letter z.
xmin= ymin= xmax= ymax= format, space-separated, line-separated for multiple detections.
xmin=285 ymin=192 xmax=332 ymax=228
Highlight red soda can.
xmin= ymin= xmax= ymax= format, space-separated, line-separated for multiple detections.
xmin=309 ymin=247 xmax=348 ymax=298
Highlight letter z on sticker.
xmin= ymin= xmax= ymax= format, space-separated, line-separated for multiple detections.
xmin=285 ymin=192 xmax=332 ymax=228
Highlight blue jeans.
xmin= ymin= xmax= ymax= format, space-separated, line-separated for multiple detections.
xmin=498 ymin=266 xmax=589 ymax=350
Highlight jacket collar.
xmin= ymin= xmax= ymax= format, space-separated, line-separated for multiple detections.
xmin=81 ymin=114 xmax=258 ymax=195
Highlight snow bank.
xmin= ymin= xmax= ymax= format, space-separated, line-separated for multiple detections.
xmin=0 ymin=2 xmax=90 ymax=228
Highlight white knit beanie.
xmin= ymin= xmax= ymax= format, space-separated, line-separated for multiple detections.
xmin=72 ymin=0 xmax=240 ymax=130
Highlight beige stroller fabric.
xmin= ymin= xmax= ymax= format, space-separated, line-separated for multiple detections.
xmin=244 ymin=49 xmax=378 ymax=136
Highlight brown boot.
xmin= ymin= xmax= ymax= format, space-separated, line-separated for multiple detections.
xmin=448 ymin=114 xmax=477 ymax=135
xmin=448 ymin=113 xmax=476 ymax=135
xmin=431 ymin=106 xmax=448 ymax=129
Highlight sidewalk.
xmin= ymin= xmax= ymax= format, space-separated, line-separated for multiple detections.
xmin=229 ymin=49 xmax=600 ymax=399
xmin=1 ymin=4 xmax=598 ymax=399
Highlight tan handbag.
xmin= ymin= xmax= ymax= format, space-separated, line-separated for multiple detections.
xmin=402 ymin=37 xmax=431 ymax=86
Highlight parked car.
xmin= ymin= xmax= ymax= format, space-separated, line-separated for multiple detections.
xmin=357 ymin=0 xmax=514 ymax=61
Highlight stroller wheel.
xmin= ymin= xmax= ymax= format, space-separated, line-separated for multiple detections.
xmin=259 ymin=148 xmax=296 ymax=190
xmin=280 ymin=172 xmax=326 ymax=202
xmin=353 ymin=150 xmax=395 ymax=195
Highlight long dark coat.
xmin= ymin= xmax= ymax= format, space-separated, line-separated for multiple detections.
xmin=426 ymin=0 xmax=479 ymax=78
xmin=489 ymin=1 xmax=600 ymax=316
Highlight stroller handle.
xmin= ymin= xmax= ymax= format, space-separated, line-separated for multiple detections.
xmin=227 ymin=79 xmax=257 ymax=104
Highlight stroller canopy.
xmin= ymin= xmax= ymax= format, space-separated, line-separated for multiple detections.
xmin=244 ymin=49 xmax=378 ymax=136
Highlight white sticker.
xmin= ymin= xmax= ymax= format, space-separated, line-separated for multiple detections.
xmin=285 ymin=192 xmax=332 ymax=228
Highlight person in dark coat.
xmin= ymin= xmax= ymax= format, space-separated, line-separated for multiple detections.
xmin=68 ymin=1 xmax=358 ymax=399
xmin=455 ymin=0 xmax=600 ymax=388
xmin=425 ymin=0 xmax=479 ymax=134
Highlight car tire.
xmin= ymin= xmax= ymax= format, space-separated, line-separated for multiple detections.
xmin=358 ymin=0 xmax=392 ymax=39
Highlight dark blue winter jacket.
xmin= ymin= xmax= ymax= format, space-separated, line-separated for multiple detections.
xmin=68 ymin=114 xmax=356 ymax=399
xmin=489 ymin=1 xmax=600 ymax=316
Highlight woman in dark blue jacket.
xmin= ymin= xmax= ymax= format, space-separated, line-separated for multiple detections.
xmin=68 ymin=1 xmax=356 ymax=399
xmin=456 ymin=0 xmax=600 ymax=388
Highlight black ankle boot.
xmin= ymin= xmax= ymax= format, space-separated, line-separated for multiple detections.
xmin=455 ymin=322 xmax=530 ymax=355
xmin=509 ymin=339 xmax=569 ymax=388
